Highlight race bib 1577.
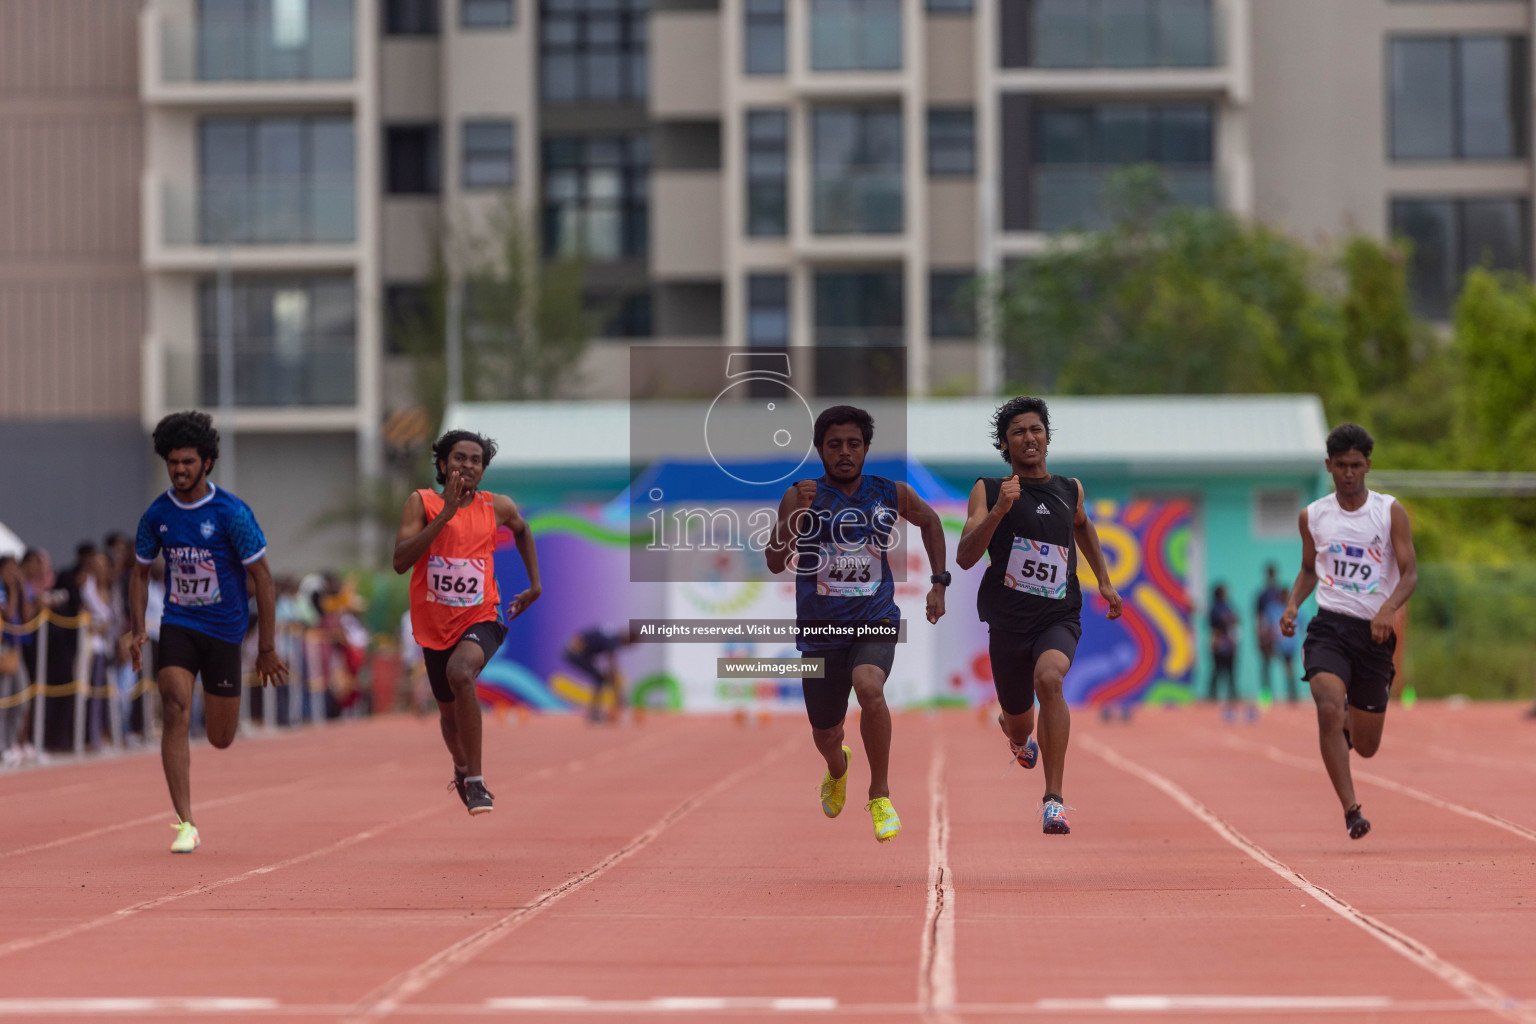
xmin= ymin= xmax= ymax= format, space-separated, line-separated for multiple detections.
xmin=426 ymin=556 xmax=487 ymax=607
xmin=1003 ymin=537 xmax=1069 ymax=599
xmin=169 ymin=559 xmax=221 ymax=608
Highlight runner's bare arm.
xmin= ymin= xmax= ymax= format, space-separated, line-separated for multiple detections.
xmin=497 ymin=493 xmax=542 ymax=619
xmin=766 ymin=483 xmax=813 ymax=575
xmin=1071 ymin=479 xmax=1122 ymax=619
xmin=1370 ymin=501 xmax=1419 ymax=643
xmin=245 ymin=556 xmax=289 ymax=686
xmin=897 ymin=482 xmax=947 ymax=624
xmin=956 ymin=479 xmax=1003 ymax=570
xmin=1280 ymin=509 xmax=1318 ymax=637
xmin=124 ymin=561 xmax=151 ymax=674
xmin=392 ymin=490 xmax=438 ymax=575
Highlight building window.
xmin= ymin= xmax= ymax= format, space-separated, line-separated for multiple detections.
xmin=1389 ymin=36 xmax=1528 ymax=160
xmin=929 ymin=271 xmax=974 ymax=338
xmin=1029 ymin=102 xmax=1213 ymax=230
xmin=746 ymin=110 xmax=789 ymax=237
xmin=385 ymin=124 xmax=441 ymax=194
xmin=540 ymin=0 xmax=648 ymax=103
xmin=542 ymin=135 xmax=649 ymax=259
xmin=1008 ymin=0 xmax=1213 ymax=69
xmin=1391 ymin=197 xmax=1529 ymax=319
xmin=809 ymin=0 xmax=901 ymax=71
xmin=1253 ymin=489 xmax=1301 ymax=539
xmin=462 ymin=0 xmax=515 ymax=26
xmin=815 ymin=269 xmax=903 ymax=346
xmin=197 ymin=275 xmax=357 ymax=406
xmin=384 ymin=283 xmax=432 ymax=354
xmin=927 ymin=107 xmax=975 ymax=176
xmin=926 ymin=0 xmax=973 ymax=13
xmin=744 ymin=0 xmax=786 ymax=74
xmin=198 ymin=116 xmax=356 ymax=243
xmin=747 ymin=274 xmax=790 ymax=345
xmin=589 ymin=291 xmax=653 ymax=337
xmin=194 ymin=0 xmax=355 ymax=81
xmin=384 ymin=0 xmax=439 ymax=34
xmin=463 ymin=120 xmax=516 ymax=188
xmin=812 ymin=105 xmax=903 ymax=234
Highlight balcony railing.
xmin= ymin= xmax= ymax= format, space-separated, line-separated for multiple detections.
xmin=1032 ymin=165 xmax=1215 ymax=231
xmin=163 ymin=177 xmax=356 ymax=246
xmin=179 ymin=343 xmax=357 ymax=408
xmin=812 ymin=173 xmax=903 ymax=234
xmin=159 ymin=2 xmax=356 ymax=83
xmin=1025 ymin=0 xmax=1218 ymax=69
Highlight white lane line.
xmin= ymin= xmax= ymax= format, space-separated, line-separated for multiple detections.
xmin=918 ymin=741 xmax=956 ymax=1016
xmin=0 ymin=805 xmax=440 ymax=961
xmin=1079 ymin=734 xmax=1536 ymax=1024
xmin=1037 ymin=995 xmax=1395 ymax=1012
xmin=1215 ymin=733 xmax=1536 ymax=846
xmin=345 ymin=738 xmax=796 ymax=1021
xmin=0 ymin=998 xmax=277 ymax=1014
xmin=483 ymin=997 xmax=840 ymax=1013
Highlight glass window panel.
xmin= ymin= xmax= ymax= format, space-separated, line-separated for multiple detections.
xmin=809 ymin=0 xmax=858 ymax=70
xmin=1158 ymin=0 xmax=1213 ymax=67
xmin=925 ymin=0 xmax=972 ymax=12
xmin=927 ymin=108 xmax=975 ymax=175
xmin=385 ymin=0 xmax=439 ymax=34
xmin=1157 ymin=105 xmax=1212 ymax=162
xmin=462 ymin=0 xmax=515 ymax=26
xmin=1037 ymin=108 xmax=1094 ymax=163
xmin=201 ymin=119 xmax=251 ymax=176
xmin=929 ymin=271 xmax=974 ymax=338
xmin=745 ymin=22 xmax=786 ymax=74
xmin=814 ymin=270 xmax=903 ymax=346
xmin=747 ymin=274 xmax=790 ymax=345
xmin=255 ymin=119 xmax=304 ymax=175
xmin=589 ymin=12 xmax=621 ymax=43
xmin=1391 ymin=199 xmax=1456 ymax=318
xmin=310 ymin=0 xmax=355 ymax=78
xmin=587 ymin=56 xmax=623 ymax=100
xmin=1461 ymin=198 xmax=1527 ymax=272
xmin=1100 ymin=0 xmax=1154 ymax=67
xmin=1391 ymin=38 xmax=1455 ymax=159
xmin=862 ymin=0 xmax=902 ymax=70
xmin=464 ymin=120 xmax=514 ymax=187
xmin=1100 ymin=106 xmax=1151 ymax=163
xmin=542 ymin=55 xmax=578 ymax=100
xmin=309 ymin=118 xmax=354 ymax=177
xmin=1459 ymin=37 xmax=1522 ymax=158
xmin=1033 ymin=0 xmax=1093 ymax=68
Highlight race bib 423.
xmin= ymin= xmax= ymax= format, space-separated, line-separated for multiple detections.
xmin=815 ymin=543 xmax=881 ymax=598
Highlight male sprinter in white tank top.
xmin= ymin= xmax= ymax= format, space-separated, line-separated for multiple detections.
xmin=1280 ymin=424 xmax=1417 ymax=840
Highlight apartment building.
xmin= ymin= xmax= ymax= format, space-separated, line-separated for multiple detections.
xmin=4 ymin=0 xmax=1529 ymax=564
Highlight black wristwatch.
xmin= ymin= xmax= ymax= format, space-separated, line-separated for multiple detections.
xmin=930 ymin=571 xmax=952 ymax=587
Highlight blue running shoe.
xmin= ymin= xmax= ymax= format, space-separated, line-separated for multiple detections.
xmin=1041 ymin=798 xmax=1071 ymax=835
xmin=1010 ymin=735 xmax=1039 ymax=770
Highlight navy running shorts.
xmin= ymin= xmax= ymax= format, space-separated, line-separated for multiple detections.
xmin=800 ymin=642 xmax=897 ymax=730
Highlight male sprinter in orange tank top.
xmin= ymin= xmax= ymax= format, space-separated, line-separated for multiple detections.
xmin=394 ymin=430 xmax=542 ymax=814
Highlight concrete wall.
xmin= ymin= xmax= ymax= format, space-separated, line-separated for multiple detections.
xmin=0 ymin=420 xmax=151 ymax=560
xmin=230 ymin=432 xmax=360 ymax=575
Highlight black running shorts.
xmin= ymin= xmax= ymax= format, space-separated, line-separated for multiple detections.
xmin=1302 ymin=608 xmax=1395 ymax=714
xmin=424 ymin=620 xmax=508 ymax=704
xmin=988 ymin=621 xmax=1081 ymax=716
xmin=801 ymin=642 xmax=897 ymax=730
xmin=157 ymin=623 xmax=243 ymax=698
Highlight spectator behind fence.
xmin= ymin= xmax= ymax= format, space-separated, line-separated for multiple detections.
xmin=80 ymin=548 xmax=121 ymax=749
xmin=2 ymin=555 xmax=28 ymax=765
xmin=1255 ymin=563 xmax=1298 ymax=703
xmin=39 ymin=543 xmax=92 ymax=752
xmin=1208 ymin=583 xmax=1246 ymax=722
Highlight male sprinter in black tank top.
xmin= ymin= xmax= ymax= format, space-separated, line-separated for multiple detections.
xmin=957 ymin=397 xmax=1122 ymax=834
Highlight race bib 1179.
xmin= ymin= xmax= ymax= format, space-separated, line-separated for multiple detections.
xmin=1322 ymin=543 xmax=1383 ymax=595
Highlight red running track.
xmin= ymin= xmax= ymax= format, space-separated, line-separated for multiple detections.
xmin=1 ymin=702 xmax=1535 ymax=1023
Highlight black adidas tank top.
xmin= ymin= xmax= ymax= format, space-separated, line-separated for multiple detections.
xmin=976 ymin=474 xmax=1083 ymax=635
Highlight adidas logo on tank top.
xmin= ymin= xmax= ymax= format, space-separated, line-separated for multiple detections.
xmin=1036 ymin=503 xmax=1050 ymax=514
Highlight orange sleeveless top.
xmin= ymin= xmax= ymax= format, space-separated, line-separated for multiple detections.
xmin=409 ymin=488 xmax=501 ymax=650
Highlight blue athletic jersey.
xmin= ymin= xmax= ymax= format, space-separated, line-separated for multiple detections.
xmin=794 ymin=475 xmax=901 ymax=652
xmin=135 ymin=484 xmax=267 ymax=645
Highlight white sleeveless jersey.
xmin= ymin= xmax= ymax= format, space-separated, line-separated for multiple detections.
xmin=1307 ymin=490 xmax=1399 ymax=621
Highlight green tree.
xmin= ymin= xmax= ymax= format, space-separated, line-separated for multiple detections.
xmin=1454 ymin=268 xmax=1536 ymax=472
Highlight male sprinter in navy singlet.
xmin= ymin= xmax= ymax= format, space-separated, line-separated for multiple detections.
xmin=766 ymin=406 xmax=948 ymax=843
xmin=1280 ymin=424 xmax=1417 ymax=840
xmin=957 ymin=397 xmax=1121 ymax=834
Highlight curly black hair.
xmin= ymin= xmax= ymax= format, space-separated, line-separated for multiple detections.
xmin=432 ymin=430 xmax=499 ymax=485
xmin=813 ymin=405 xmax=875 ymax=449
xmin=152 ymin=411 xmax=220 ymax=465
xmin=992 ymin=396 xmax=1051 ymax=464
xmin=1326 ymin=423 xmax=1374 ymax=460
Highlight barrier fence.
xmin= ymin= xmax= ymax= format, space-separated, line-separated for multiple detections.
xmin=0 ymin=612 xmax=384 ymax=762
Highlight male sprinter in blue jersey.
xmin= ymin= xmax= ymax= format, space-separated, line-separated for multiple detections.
xmin=766 ymin=406 xmax=948 ymax=843
xmin=125 ymin=411 xmax=287 ymax=853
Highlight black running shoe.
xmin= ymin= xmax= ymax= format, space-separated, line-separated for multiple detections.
xmin=1345 ymin=804 xmax=1371 ymax=840
xmin=449 ymin=769 xmax=469 ymax=808
xmin=465 ymin=779 xmax=494 ymax=816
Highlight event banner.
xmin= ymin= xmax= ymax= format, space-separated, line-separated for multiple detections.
xmin=480 ymin=499 xmax=1196 ymax=713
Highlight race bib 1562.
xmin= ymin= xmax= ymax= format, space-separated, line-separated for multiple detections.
xmin=1003 ymin=538 xmax=1069 ymax=599
xmin=427 ymin=556 xmax=487 ymax=607
xmin=169 ymin=559 xmax=221 ymax=608
xmin=1322 ymin=543 xmax=1383 ymax=595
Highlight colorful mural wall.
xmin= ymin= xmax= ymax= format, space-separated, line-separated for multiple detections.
xmin=477 ymin=499 xmax=1196 ymax=712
